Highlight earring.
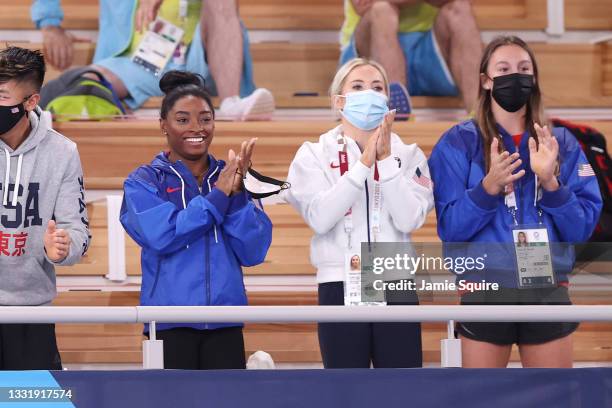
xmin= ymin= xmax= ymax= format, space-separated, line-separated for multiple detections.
xmin=162 ymin=130 xmax=168 ymax=135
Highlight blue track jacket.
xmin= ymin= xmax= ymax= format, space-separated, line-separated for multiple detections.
xmin=428 ymin=120 xmax=602 ymax=287
xmin=120 ymin=152 xmax=272 ymax=331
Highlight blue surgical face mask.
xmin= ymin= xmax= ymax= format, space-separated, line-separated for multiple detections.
xmin=339 ymin=89 xmax=389 ymax=131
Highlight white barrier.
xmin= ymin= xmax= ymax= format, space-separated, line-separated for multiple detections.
xmin=0 ymin=305 xmax=610 ymax=323
xmin=4 ymin=305 xmax=609 ymax=369
xmin=134 ymin=305 xmax=612 ymax=323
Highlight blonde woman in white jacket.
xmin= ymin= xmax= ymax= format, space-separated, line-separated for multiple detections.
xmin=285 ymin=58 xmax=434 ymax=368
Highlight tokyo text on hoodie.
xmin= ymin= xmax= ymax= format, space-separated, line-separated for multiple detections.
xmin=0 ymin=108 xmax=90 ymax=305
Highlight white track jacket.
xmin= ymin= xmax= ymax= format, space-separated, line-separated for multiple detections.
xmin=285 ymin=125 xmax=434 ymax=283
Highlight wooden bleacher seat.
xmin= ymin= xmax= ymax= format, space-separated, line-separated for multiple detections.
xmin=53 ymin=120 xmax=612 ymax=191
xmin=5 ymin=41 xmax=612 ymax=109
xmin=0 ymin=0 xmax=99 ymax=30
xmin=565 ymin=0 xmax=612 ymax=30
xmin=54 ymin=121 xmax=457 ymax=190
xmin=0 ymin=0 xmax=549 ymax=32
xmin=14 ymin=0 xmax=601 ymax=32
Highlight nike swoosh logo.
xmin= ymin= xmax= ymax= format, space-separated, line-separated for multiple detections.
xmin=166 ymin=187 xmax=181 ymax=193
xmin=330 ymin=162 xmax=340 ymax=169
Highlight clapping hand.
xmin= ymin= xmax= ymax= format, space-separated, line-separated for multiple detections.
xmin=529 ymin=124 xmax=559 ymax=191
xmin=233 ymin=138 xmax=257 ymax=193
xmin=482 ymin=137 xmax=525 ymax=195
xmin=375 ymin=110 xmax=395 ymax=161
xmin=216 ymin=150 xmax=240 ymax=196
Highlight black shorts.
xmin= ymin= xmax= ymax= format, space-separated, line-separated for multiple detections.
xmin=151 ymin=326 xmax=246 ymax=370
xmin=0 ymin=324 xmax=62 ymax=370
xmin=456 ymin=287 xmax=579 ymax=346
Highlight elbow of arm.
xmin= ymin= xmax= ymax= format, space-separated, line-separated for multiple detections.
xmin=392 ymin=213 xmax=426 ymax=234
xmin=437 ymin=222 xmax=467 ymax=243
xmin=137 ymin=228 xmax=178 ymax=253
xmin=390 ymin=197 xmax=433 ymax=234
xmin=308 ymin=219 xmax=335 ymax=235
xmin=242 ymin=251 xmax=268 ymax=267
xmin=238 ymin=238 xmax=272 ymax=267
xmin=232 ymin=218 xmax=273 ymax=266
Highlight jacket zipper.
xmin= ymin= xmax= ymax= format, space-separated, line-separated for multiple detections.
xmin=204 ymin=233 xmax=210 ymax=329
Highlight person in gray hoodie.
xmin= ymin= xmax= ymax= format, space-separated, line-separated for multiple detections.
xmin=0 ymin=46 xmax=90 ymax=370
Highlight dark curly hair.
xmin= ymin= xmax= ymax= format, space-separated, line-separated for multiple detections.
xmin=159 ymin=70 xmax=214 ymax=119
xmin=0 ymin=46 xmax=46 ymax=91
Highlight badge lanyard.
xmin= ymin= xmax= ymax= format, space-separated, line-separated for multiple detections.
xmin=505 ymin=170 xmax=555 ymax=288
xmin=337 ymin=133 xmax=382 ymax=249
xmin=504 ymin=174 xmax=544 ymax=226
xmin=371 ymin=164 xmax=382 ymax=242
xmin=179 ymin=0 xmax=189 ymax=20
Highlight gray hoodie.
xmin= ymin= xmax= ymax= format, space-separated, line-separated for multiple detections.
xmin=0 ymin=107 xmax=90 ymax=305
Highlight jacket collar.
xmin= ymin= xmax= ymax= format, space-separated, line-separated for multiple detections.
xmin=496 ymin=123 xmax=529 ymax=153
xmin=151 ymin=151 xmax=224 ymax=192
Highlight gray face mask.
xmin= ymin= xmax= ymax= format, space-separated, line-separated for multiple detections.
xmin=244 ymin=167 xmax=291 ymax=199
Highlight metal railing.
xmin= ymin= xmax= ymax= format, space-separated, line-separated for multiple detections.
xmin=2 ymin=305 xmax=611 ymax=369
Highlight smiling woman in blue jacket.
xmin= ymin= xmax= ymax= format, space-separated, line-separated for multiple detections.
xmin=428 ymin=36 xmax=602 ymax=368
xmin=120 ymin=71 xmax=272 ymax=369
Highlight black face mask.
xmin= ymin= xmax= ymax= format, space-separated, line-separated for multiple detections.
xmin=491 ymin=73 xmax=534 ymax=113
xmin=244 ymin=167 xmax=291 ymax=199
xmin=0 ymin=100 xmax=27 ymax=135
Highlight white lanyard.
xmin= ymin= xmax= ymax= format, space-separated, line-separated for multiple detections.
xmin=371 ymin=165 xmax=382 ymax=241
xmin=504 ymin=174 xmax=543 ymax=226
xmin=179 ymin=0 xmax=189 ymax=20
xmin=337 ymin=133 xmax=382 ymax=248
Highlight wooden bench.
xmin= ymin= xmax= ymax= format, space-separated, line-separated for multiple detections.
xmin=53 ymin=290 xmax=612 ymax=365
xmin=565 ymin=0 xmax=612 ymax=30
xmin=6 ymin=41 xmax=612 ymax=109
xmin=0 ymin=0 xmax=549 ymax=31
xmin=53 ymin=120 xmax=612 ymax=190
xmin=54 ymin=120 xmax=457 ymax=190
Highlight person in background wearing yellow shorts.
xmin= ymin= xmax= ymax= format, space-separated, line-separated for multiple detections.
xmin=340 ymin=0 xmax=482 ymax=116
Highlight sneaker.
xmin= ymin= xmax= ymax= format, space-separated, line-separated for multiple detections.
xmin=217 ymin=88 xmax=275 ymax=121
xmin=389 ymin=82 xmax=412 ymax=121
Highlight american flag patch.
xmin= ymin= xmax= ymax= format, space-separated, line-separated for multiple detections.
xmin=413 ymin=167 xmax=432 ymax=189
xmin=11 ymin=107 xmax=19 ymax=114
xmin=578 ymin=163 xmax=595 ymax=177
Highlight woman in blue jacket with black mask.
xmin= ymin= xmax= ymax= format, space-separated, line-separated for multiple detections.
xmin=120 ymin=70 xmax=272 ymax=369
xmin=429 ymin=36 xmax=602 ymax=368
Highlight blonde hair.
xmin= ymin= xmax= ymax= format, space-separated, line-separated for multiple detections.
xmin=329 ymin=58 xmax=390 ymax=109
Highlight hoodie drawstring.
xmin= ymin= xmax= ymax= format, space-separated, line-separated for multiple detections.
xmin=2 ymin=149 xmax=23 ymax=207
xmin=3 ymin=149 xmax=10 ymax=206
xmin=12 ymin=154 xmax=23 ymax=207
xmin=206 ymin=166 xmax=220 ymax=244
xmin=169 ymin=166 xmax=187 ymax=209
xmin=169 ymin=166 xmax=189 ymax=249
xmin=169 ymin=164 xmax=221 ymax=245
